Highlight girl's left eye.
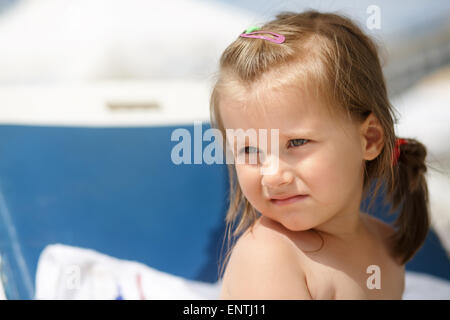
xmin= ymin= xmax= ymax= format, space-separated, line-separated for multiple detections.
xmin=242 ymin=146 xmax=259 ymax=154
xmin=287 ymin=139 xmax=309 ymax=148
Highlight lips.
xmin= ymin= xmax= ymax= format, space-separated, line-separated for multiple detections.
xmin=270 ymin=194 xmax=308 ymax=206
xmin=270 ymin=194 xmax=304 ymax=200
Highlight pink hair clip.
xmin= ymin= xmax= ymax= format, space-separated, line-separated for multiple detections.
xmin=239 ymin=29 xmax=285 ymax=44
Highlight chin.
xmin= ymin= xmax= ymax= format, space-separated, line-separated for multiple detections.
xmin=271 ymin=214 xmax=313 ymax=232
xmin=283 ymin=221 xmax=312 ymax=232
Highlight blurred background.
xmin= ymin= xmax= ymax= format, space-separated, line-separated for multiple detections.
xmin=0 ymin=0 xmax=449 ymax=299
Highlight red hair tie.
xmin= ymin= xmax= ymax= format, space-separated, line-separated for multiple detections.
xmin=392 ymin=138 xmax=408 ymax=166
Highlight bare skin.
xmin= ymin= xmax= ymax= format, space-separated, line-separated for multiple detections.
xmin=220 ymin=214 xmax=405 ymax=300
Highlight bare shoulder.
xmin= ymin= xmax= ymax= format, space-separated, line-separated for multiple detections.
xmin=220 ymin=217 xmax=312 ymax=300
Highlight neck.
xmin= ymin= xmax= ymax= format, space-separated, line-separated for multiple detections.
xmin=313 ymin=205 xmax=366 ymax=243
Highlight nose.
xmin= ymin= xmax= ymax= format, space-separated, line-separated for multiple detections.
xmin=261 ymin=158 xmax=294 ymax=188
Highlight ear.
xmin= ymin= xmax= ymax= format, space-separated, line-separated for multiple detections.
xmin=359 ymin=112 xmax=384 ymax=161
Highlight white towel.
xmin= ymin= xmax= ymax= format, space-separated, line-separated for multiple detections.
xmin=403 ymin=271 xmax=450 ymax=300
xmin=34 ymin=244 xmax=221 ymax=300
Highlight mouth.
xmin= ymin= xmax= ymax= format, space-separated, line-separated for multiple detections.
xmin=270 ymin=194 xmax=308 ymax=206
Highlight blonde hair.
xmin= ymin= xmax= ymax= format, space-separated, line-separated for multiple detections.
xmin=209 ymin=10 xmax=430 ymax=280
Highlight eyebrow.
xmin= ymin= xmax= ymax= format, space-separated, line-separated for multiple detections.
xmin=279 ymin=129 xmax=315 ymax=138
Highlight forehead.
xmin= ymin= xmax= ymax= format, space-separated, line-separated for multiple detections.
xmin=218 ymin=82 xmax=335 ymax=134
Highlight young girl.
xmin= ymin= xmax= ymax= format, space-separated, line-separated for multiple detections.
xmin=209 ymin=11 xmax=430 ymax=299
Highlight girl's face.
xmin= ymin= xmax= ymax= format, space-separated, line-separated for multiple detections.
xmin=219 ymin=83 xmax=366 ymax=232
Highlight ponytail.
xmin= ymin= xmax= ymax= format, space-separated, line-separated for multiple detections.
xmin=387 ymin=138 xmax=430 ymax=264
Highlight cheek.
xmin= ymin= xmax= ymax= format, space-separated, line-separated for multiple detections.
xmin=235 ymin=165 xmax=262 ymax=201
xmin=301 ymin=143 xmax=362 ymax=202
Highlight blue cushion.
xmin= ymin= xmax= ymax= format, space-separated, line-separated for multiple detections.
xmin=0 ymin=124 xmax=228 ymax=299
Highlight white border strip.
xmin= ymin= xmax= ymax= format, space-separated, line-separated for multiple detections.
xmin=0 ymin=187 xmax=34 ymax=299
xmin=0 ymin=80 xmax=212 ymax=127
xmin=0 ymin=274 xmax=5 ymax=300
